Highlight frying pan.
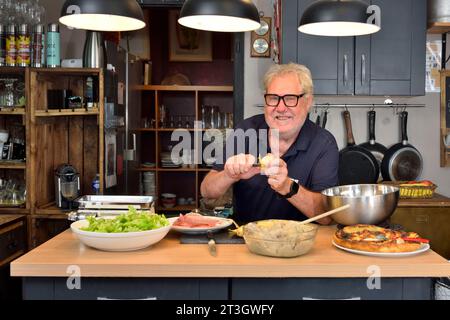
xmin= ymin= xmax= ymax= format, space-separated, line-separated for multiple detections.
xmin=358 ymin=110 xmax=387 ymax=180
xmin=321 ymin=109 xmax=328 ymax=128
xmin=381 ymin=111 xmax=423 ymax=181
xmin=338 ymin=110 xmax=379 ymax=185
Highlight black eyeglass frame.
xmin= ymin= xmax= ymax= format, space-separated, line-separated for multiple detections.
xmin=264 ymin=93 xmax=307 ymax=107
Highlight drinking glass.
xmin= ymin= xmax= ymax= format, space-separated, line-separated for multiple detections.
xmin=176 ymin=115 xmax=183 ymax=128
xmin=184 ymin=115 xmax=191 ymax=128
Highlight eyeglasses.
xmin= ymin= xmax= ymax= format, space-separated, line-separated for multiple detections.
xmin=264 ymin=93 xmax=306 ymax=108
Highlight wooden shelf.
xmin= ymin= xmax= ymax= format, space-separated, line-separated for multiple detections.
xmin=0 ymin=208 xmax=30 ymax=214
xmin=157 ymin=205 xmax=196 ymax=212
xmin=428 ymin=22 xmax=450 ymax=34
xmin=136 ymin=167 xmax=157 ymax=171
xmin=0 ymin=161 xmax=26 ymax=169
xmin=31 ymin=67 xmax=101 ymax=76
xmin=0 ymin=108 xmax=26 ymax=115
xmin=0 ymin=67 xmax=26 ymax=74
xmin=136 ymin=85 xmax=233 ymax=92
xmin=137 ymin=167 xmax=212 ymax=172
xmin=34 ymin=109 xmax=100 ymax=117
xmin=158 ymin=168 xmax=197 ymax=172
xmin=35 ymin=205 xmax=71 ymax=215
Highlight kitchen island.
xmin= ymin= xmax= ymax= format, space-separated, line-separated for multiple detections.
xmin=10 ymin=226 xmax=450 ymax=300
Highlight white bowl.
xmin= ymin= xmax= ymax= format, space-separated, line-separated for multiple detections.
xmin=70 ymin=217 xmax=176 ymax=252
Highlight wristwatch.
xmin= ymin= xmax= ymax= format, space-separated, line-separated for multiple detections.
xmin=281 ymin=178 xmax=300 ymax=199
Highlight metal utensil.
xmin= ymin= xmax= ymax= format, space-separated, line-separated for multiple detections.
xmin=207 ymin=231 xmax=217 ymax=257
xmin=322 ymin=184 xmax=400 ymax=225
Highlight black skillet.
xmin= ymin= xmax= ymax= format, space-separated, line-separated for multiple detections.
xmin=358 ymin=110 xmax=387 ymax=180
xmin=338 ymin=110 xmax=379 ymax=185
xmin=321 ymin=109 xmax=328 ymax=128
xmin=381 ymin=111 xmax=423 ymax=181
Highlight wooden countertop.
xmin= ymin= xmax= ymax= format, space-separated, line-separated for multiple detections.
xmin=10 ymin=226 xmax=450 ymax=278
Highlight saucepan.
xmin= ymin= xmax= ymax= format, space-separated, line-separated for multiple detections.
xmin=321 ymin=184 xmax=400 ymax=225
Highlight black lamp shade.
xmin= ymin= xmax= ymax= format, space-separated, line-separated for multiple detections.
xmin=178 ymin=0 xmax=261 ymax=32
xmin=60 ymin=0 xmax=145 ymax=32
xmin=299 ymin=0 xmax=380 ymax=36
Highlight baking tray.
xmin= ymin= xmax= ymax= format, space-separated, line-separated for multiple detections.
xmin=76 ymin=195 xmax=154 ymax=208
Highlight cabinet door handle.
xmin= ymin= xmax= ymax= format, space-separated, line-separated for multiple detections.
xmin=302 ymin=297 xmax=361 ymax=300
xmin=343 ymin=54 xmax=349 ymax=87
xmin=97 ymin=296 xmax=157 ymax=300
xmin=361 ymin=54 xmax=366 ymax=85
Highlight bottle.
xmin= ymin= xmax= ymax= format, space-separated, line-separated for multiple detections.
xmin=92 ymin=174 xmax=100 ymax=195
xmin=6 ymin=25 xmax=16 ymax=66
xmin=85 ymin=76 xmax=94 ymax=108
xmin=46 ymin=23 xmax=60 ymax=68
xmin=31 ymin=24 xmax=45 ymax=68
xmin=17 ymin=24 xmax=30 ymax=67
xmin=0 ymin=25 xmax=6 ymax=67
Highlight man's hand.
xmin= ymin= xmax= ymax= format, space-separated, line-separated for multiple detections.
xmin=224 ymin=153 xmax=260 ymax=181
xmin=265 ymin=157 xmax=292 ymax=195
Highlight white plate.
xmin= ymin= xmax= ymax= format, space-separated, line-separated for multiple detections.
xmin=171 ymin=216 xmax=233 ymax=235
xmin=332 ymin=240 xmax=430 ymax=257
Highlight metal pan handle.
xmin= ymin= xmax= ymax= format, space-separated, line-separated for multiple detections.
xmin=343 ymin=110 xmax=356 ymax=146
xmin=400 ymin=111 xmax=408 ymax=144
xmin=322 ymin=110 xmax=328 ymax=129
xmin=368 ymin=110 xmax=376 ymax=143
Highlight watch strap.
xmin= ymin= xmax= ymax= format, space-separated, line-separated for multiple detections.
xmin=281 ymin=178 xmax=299 ymax=199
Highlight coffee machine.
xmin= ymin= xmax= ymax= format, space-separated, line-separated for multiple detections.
xmin=55 ymin=164 xmax=80 ymax=210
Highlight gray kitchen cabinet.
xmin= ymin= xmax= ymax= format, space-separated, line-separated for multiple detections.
xmin=23 ymin=278 xmax=228 ymax=300
xmin=231 ymin=278 xmax=433 ymax=300
xmin=281 ymin=0 xmax=426 ymax=96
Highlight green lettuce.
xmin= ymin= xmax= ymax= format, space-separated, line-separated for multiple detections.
xmin=81 ymin=206 xmax=169 ymax=233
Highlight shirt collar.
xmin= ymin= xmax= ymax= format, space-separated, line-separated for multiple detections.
xmin=280 ymin=119 xmax=315 ymax=158
xmin=257 ymin=116 xmax=315 ymax=156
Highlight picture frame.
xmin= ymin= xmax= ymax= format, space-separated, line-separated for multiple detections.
xmin=168 ymin=10 xmax=212 ymax=62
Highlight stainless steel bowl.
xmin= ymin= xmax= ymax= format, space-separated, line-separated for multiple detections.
xmin=321 ymin=184 xmax=400 ymax=225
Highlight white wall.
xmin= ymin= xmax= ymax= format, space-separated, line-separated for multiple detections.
xmin=41 ymin=0 xmax=150 ymax=60
xmin=246 ymin=2 xmax=450 ymax=196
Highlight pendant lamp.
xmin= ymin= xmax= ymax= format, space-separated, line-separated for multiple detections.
xmin=60 ymin=0 xmax=146 ymax=32
xmin=178 ymin=0 xmax=261 ymax=32
xmin=298 ymin=0 xmax=380 ymax=37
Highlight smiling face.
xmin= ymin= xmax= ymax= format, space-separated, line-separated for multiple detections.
xmin=264 ymin=72 xmax=313 ymax=139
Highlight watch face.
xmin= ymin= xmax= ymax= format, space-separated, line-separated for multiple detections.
xmin=253 ymin=38 xmax=269 ymax=54
xmin=255 ymin=20 xmax=269 ymax=36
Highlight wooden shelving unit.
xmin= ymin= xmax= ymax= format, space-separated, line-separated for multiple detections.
xmin=0 ymin=161 xmax=26 ymax=169
xmin=0 ymin=67 xmax=104 ymax=249
xmin=427 ymin=22 xmax=450 ymax=34
xmin=0 ymin=108 xmax=26 ymax=115
xmin=440 ymin=70 xmax=450 ymax=167
xmin=0 ymin=67 xmax=30 ymax=215
xmin=34 ymin=108 xmax=100 ymax=117
xmin=137 ymin=85 xmax=233 ymax=212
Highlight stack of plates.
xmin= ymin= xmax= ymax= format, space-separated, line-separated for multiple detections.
xmin=160 ymin=152 xmax=181 ymax=168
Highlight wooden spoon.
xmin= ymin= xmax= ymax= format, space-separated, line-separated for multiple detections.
xmin=299 ymin=204 xmax=351 ymax=225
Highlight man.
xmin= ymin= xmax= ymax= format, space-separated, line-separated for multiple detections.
xmin=200 ymin=63 xmax=339 ymax=224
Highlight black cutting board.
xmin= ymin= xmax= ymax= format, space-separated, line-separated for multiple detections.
xmin=179 ymin=229 xmax=244 ymax=244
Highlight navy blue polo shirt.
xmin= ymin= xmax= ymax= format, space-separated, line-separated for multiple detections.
xmin=212 ymin=114 xmax=339 ymax=223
